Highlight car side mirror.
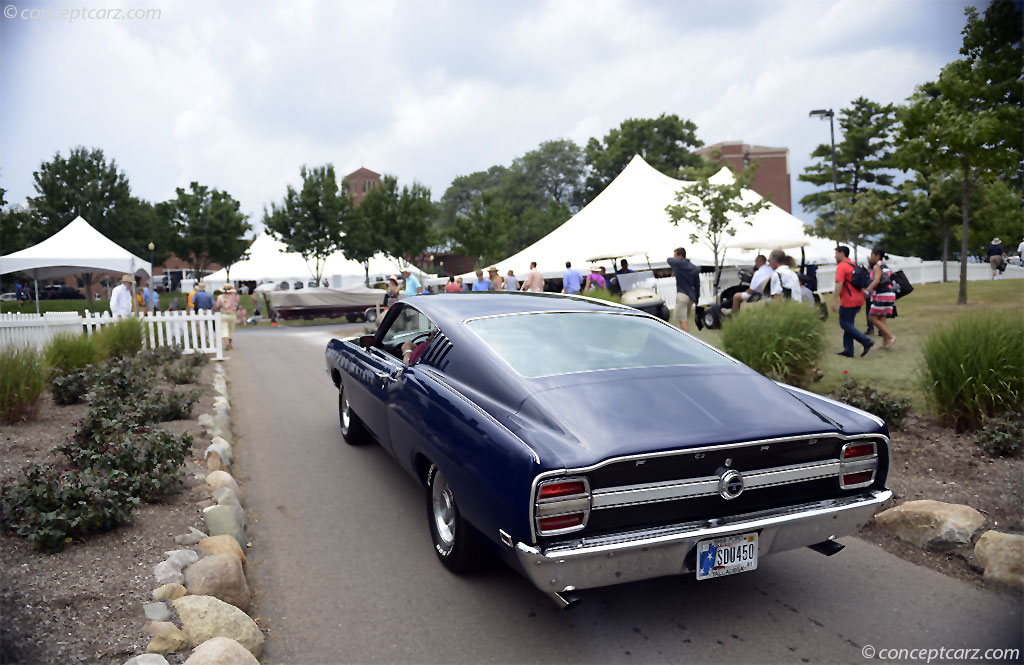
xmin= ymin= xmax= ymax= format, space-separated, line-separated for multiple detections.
xmin=359 ymin=334 xmax=376 ymax=348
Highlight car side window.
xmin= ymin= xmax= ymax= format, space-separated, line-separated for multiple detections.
xmin=380 ymin=306 xmax=436 ymax=359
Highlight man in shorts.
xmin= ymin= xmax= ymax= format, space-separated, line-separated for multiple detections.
xmin=667 ymin=247 xmax=700 ymax=332
xmin=732 ymin=254 xmax=772 ymax=313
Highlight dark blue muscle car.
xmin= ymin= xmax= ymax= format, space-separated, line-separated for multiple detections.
xmin=325 ymin=293 xmax=892 ymax=607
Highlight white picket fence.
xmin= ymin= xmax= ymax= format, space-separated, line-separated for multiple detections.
xmin=0 ymin=310 xmax=223 ymax=359
xmin=656 ymin=259 xmax=1024 ymax=309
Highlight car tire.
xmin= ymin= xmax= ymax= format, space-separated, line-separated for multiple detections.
xmin=346 ymin=314 xmax=359 ymax=323
xmin=338 ymin=388 xmax=371 ymax=445
xmin=364 ymin=308 xmax=378 ymax=323
xmin=425 ymin=463 xmax=486 ymax=573
xmin=657 ymin=303 xmax=670 ymax=321
xmin=703 ymin=305 xmax=721 ymax=330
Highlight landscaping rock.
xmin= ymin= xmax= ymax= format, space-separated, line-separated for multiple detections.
xmin=183 ymin=637 xmax=259 ymax=665
xmin=164 ymin=549 xmax=200 ymax=570
xmin=143 ymin=621 xmax=178 ymax=636
xmin=205 ymin=471 xmax=239 ymax=495
xmin=184 ymin=553 xmax=251 ymax=611
xmin=874 ymin=500 xmax=985 ymax=550
xmin=209 ymin=437 xmax=233 ymax=463
xmin=174 ymin=527 xmax=209 ymax=546
xmin=152 ymin=584 xmax=187 ymax=601
xmin=213 ymin=396 xmax=230 ymax=412
xmin=172 ymin=596 xmax=264 ymax=658
xmin=214 ymin=412 xmax=231 ymax=435
xmin=154 ymin=561 xmax=185 ymax=586
xmin=143 ymin=602 xmax=171 ymax=622
xmin=198 ymin=413 xmax=215 ymax=432
xmin=206 ymin=450 xmax=227 ymax=473
xmin=203 ymin=505 xmax=245 ymax=549
xmin=974 ymin=530 xmax=1024 ymax=589
xmin=124 ymin=655 xmax=169 ymax=665
xmin=215 ymin=488 xmax=246 ymax=528
xmin=198 ymin=535 xmax=246 ymax=566
xmin=146 ymin=624 xmax=190 ymax=654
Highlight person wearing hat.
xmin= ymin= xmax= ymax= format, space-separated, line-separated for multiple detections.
xmin=213 ymin=284 xmax=241 ymax=350
xmin=110 ymin=274 xmax=135 ymax=317
xmin=401 ymin=268 xmax=422 ymax=296
xmin=986 ymin=238 xmax=1006 ymax=280
xmin=192 ymin=281 xmax=215 ymax=310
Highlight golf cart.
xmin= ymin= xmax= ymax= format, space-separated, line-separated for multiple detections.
xmin=586 ymin=252 xmax=670 ymax=321
xmin=694 ymin=238 xmax=829 ymax=330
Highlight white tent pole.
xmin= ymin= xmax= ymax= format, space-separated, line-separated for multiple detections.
xmin=34 ymin=279 xmax=40 ymax=315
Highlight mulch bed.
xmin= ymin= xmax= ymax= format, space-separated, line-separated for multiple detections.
xmin=860 ymin=413 xmax=1024 ymax=597
xmin=0 ymin=363 xmax=219 ymax=665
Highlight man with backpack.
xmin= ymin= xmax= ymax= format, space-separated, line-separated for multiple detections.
xmin=832 ymin=246 xmax=874 ymax=358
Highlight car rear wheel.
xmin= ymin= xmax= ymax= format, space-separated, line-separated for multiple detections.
xmin=338 ymin=388 xmax=371 ymax=445
xmin=346 ymin=314 xmax=359 ymax=323
xmin=364 ymin=308 xmax=378 ymax=323
xmin=703 ymin=305 xmax=721 ymax=330
xmin=426 ymin=463 xmax=485 ymax=573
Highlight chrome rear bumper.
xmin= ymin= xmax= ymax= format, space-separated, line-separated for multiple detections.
xmin=515 ymin=489 xmax=891 ymax=593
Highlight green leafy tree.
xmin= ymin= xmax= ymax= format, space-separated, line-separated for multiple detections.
xmin=450 ymin=193 xmax=512 ymax=268
xmin=889 ymin=169 xmax=961 ymax=276
xmin=510 ymin=139 xmax=585 ymax=211
xmin=816 ymin=189 xmax=896 ymax=255
xmin=359 ymin=176 xmax=435 ymax=268
xmin=583 ymin=114 xmax=703 ymax=205
xmin=339 ymin=180 xmax=384 ymax=285
xmin=665 ymin=165 xmax=769 ymax=295
xmin=264 ymin=165 xmax=348 ymax=283
xmin=895 ymin=1 xmax=1023 ymax=304
xmin=165 ymin=182 xmax=251 ymax=279
xmin=436 ymin=166 xmax=510 ymax=235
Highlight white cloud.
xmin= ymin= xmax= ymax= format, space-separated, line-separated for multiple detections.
xmin=1 ymin=0 xmax=972 ymax=227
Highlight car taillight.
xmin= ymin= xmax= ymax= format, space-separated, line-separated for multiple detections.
xmin=535 ymin=476 xmax=591 ymax=536
xmin=839 ymin=440 xmax=879 ymax=489
xmin=843 ymin=444 xmax=875 ymax=459
xmin=539 ymin=480 xmax=586 ymax=499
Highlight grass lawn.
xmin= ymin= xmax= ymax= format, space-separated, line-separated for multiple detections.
xmin=690 ymin=279 xmax=1024 ymax=413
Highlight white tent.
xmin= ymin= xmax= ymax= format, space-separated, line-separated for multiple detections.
xmin=466 ymin=155 xmax=905 ymax=280
xmin=202 ymin=234 xmax=433 ymax=291
xmin=0 ymin=216 xmax=152 ymax=313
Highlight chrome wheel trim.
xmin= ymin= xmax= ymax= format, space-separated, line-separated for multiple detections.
xmin=431 ymin=469 xmax=456 ymax=553
xmin=340 ymin=393 xmax=351 ymax=431
xmin=704 ymin=311 xmax=716 ymax=327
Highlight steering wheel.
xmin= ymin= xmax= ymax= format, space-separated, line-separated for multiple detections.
xmin=409 ymin=331 xmax=432 ymax=347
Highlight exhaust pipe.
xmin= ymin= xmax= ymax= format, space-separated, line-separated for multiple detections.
xmin=808 ymin=539 xmax=845 ymax=556
xmin=548 ymin=591 xmax=581 ymax=610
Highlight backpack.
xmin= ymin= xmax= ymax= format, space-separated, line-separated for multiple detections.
xmin=846 ymin=259 xmax=871 ymax=290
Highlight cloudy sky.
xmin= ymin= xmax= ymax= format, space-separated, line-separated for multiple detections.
xmin=1 ymin=0 xmax=975 ymax=230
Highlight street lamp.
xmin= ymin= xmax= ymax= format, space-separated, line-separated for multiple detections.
xmin=808 ymin=109 xmax=837 ymax=198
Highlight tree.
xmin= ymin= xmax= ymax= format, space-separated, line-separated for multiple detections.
xmin=895 ymin=1 xmax=1023 ymax=304
xmin=665 ymin=165 xmax=769 ymax=295
xmin=264 ymin=165 xmax=348 ymax=283
xmin=583 ymin=114 xmax=703 ymax=205
xmin=436 ymin=166 xmax=509 ymax=235
xmin=889 ymin=169 xmax=961 ymax=278
xmin=449 ymin=193 xmax=512 ymax=268
xmin=799 ymin=98 xmax=897 ymax=212
xmin=359 ymin=176 xmax=435 ymax=267
xmin=510 ymin=139 xmax=586 ymax=211
xmin=815 ymin=189 xmax=896 ymax=255
xmin=165 ymin=182 xmax=250 ymax=279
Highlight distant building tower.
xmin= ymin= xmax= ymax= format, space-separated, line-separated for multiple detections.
xmin=695 ymin=142 xmax=792 ymax=213
xmin=345 ymin=167 xmax=381 ymax=208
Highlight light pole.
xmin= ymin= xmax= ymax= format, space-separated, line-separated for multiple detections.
xmin=808 ymin=108 xmax=837 ymax=196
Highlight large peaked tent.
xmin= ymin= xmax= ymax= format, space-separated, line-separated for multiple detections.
xmin=0 ymin=216 xmax=152 ymax=313
xmin=471 ymin=155 xmax=894 ymax=279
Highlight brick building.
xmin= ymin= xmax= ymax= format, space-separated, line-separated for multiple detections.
xmin=345 ymin=167 xmax=381 ymax=207
xmin=695 ymin=141 xmax=792 ymax=213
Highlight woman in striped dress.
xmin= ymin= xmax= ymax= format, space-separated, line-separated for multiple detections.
xmin=866 ymin=247 xmax=897 ymax=349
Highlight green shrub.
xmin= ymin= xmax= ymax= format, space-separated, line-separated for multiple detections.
xmin=975 ymin=412 xmax=1023 ymax=457
xmin=44 ymin=333 xmax=99 ymax=375
xmin=0 ymin=346 xmax=48 ymax=424
xmin=164 ymin=359 xmax=198 ymax=384
xmin=0 ymin=464 xmax=138 ymax=552
xmin=834 ymin=378 xmax=912 ymax=430
xmin=585 ymin=287 xmax=623 ymax=304
xmin=145 ymin=388 xmax=201 ymax=422
xmin=183 ymin=350 xmax=209 ymax=368
xmin=136 ymin=345 xmax=182 ymax=368
xmin=920 ymin=312 xmax=1023 ymax=431
xmin=94 ymin=317 xmax=144 ymax=359
xmin=49 ymin=369 xmax=90 ymax=405
xmin=721 ymin=300 xmax=826 ymax=387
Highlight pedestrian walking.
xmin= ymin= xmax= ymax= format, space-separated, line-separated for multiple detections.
xmin=667 ymin=247 xmax=700 ymax=332
xmin=986 ymin=238 xmax=1006 ymax=279
xmin=444 ymin=276 xmax=462 ymax=293
xmin=562 ymin=262 xmax=583 ymax=295
xmin=384 ymin=276 xmax=401 ymax=306
xmin=110 ymin=274 xmax=134 ymax=317
xmin=865 ymin=247 xmax=897 ymax=349
xmin=522 ymin=262 xmax=544 ymax=292
xmin=831 ymin=246 xmax=874 ymax=358
xmin=585 ymin=266 xmax=606 ymax=292
xmin=471 ymin=269 xmax=491 ymax=291
xmin=487 ymin=266 xmax=504 ymax=291
xmin=213 ymin=284 xmax=240 ymax=350
xmin=401 ymin=268 xmax=423 ymax=296
xmin=504 ymin=270 xmax=518 ymax=291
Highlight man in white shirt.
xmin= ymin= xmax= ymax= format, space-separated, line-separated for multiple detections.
xmin=109 ymin=274 xmax=134 ymax=316
xmin=732 ymin=254 xmax=773 ymax=312
xmin=521 ymin=261 xmax=545 ymax=292
xmin=768 ymin=249 xmax=803 ymax=303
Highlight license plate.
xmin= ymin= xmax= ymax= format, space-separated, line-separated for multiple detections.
xmin=696 ymin=532 xmax=758 ymax=580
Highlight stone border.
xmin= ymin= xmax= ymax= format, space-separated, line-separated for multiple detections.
xmin=874 ymin=499 xmax=1023 ymax=589
xmin=124 ymin=364 xmax=263 ymax=665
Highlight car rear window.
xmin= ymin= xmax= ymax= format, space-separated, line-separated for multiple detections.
xmin=465 ymin=312 xmax=732 ymax=378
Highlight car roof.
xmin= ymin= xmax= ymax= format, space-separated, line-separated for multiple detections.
xmin=402 ymin=292 xmax=632 ymax=329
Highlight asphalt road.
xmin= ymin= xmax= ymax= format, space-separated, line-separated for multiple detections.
xmin=230 ymin=324 xmax=1023 ymax=665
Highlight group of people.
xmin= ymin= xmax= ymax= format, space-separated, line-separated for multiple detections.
xmin=832 ymin=245 xmax=897 ymax=357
